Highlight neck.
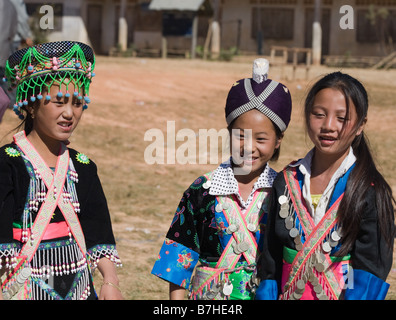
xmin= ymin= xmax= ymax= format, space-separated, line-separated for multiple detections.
xmin=26 ymin=130 xmax=61 ymax=167
xmin=233 ymin=164 xmax=265 ymax=185
xmin=311 ymin=147 xmax=350 ymax=178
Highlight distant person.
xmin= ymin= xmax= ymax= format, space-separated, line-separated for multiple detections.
xmin=257 ymin=72 xmax=395 ymax=300
xmin=0 ymin=41 xmax=122 ymax=300
xmin=10 ymin=0 xmax=33 ymax=51
xmin=0 ymin=87 xmax=10 ymax=122
xmin=152 ymin=59 xmax=293 ymax=300
xmin=0 ymin=0 xmax=17 ymax=103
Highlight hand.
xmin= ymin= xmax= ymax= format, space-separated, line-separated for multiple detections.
xmin=97 ymin=257 xmax=123 ymax=300
xmin=99 ymin=281 xmax=123 ymax=300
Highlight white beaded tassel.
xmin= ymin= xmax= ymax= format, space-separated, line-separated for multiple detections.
xmin=252 ymin=58 xmax=269 ymax=84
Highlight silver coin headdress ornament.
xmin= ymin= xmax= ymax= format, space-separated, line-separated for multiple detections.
xmin=3 ymin=41 xmax=95 ymax=119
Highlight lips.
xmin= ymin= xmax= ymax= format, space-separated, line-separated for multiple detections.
xmin=319 ymin=135 xmax=337 ymax=146
xmin=58 ymin=121 xmax=73 ymax=131
xmin=241 ymin=156 xmax=259 ymax=165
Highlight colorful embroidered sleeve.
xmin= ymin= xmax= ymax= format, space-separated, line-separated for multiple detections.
xmin=152 ymin=238 xmax=199 ymax=289
xmin=152 ymin=175 xmax=218 ymax=288
xmin=344 ymin=187 xmax=393 ymax=300
xmin=0 ymin=145 xmax=29 ymax=271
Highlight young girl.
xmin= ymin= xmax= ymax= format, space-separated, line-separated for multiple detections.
xmin=0 ymin=41 xmax=122 ymax=300
xmin=256 ymin=71 xmax=395 ymax=300
xmin=151 ymin=59 xmax=292 ymax=300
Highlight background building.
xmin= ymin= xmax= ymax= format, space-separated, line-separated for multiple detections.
xmin=24 ymin=0 xmax=396 ymax=59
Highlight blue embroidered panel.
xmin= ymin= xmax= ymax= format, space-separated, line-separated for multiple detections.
xmin=151 ymin=238 xmax=199 ymax=289
xmin=255 ymin=279 xmax=278 ymax=300
xmin=344 ymin=269 xmax=390 ymax=300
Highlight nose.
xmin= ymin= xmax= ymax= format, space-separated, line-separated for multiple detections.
xmin=242 ymin=130 xmax=256 ymax=155
xmin=322 ymin=115 xmax=337 ymax=132
xmin=62 ymin=100 xmax=74 ymax=119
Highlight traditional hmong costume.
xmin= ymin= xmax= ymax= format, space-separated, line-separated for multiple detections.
xmin=152 ymin=59 xmax=292 ymax=300
xmin=256 ymin=148 xmax=393 ymax=300
xmin=0 ymin=42 xmax=121 ymax=300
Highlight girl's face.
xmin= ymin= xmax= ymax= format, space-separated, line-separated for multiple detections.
xmin=30 ymin=83 xmax=84 ymax=143
xmin=230 ymin=109 xmax=282 ymax=177
xmin=308 ymin=88 xmax=365 ymax=158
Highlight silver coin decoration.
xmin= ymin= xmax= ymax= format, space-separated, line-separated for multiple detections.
xmin=222 ymin=281 xmax=233 ymax=296
xmin=285 ymin=216 xmax=294 ymax=230
xmin=322 ymin=241 xmax=332 ymax=253
xmin=238 ymin=241 xmax=249 ymax=253
xmin=278 ymin=195 xmax=288 ymax=205
xmin=232 ymin=243 xmax=241 ymax=254
xmin=222 ymin=202 xmax=230 ymax=210
xmin=226 ymin=224 xmax=238 ymax=234
xmin=247 ymin=223 xmax=257 ymax=232
xmin=289 ymin=227 xmax=299 ymax=238
xmin=279 ymin=207 xmax=289 ymax=219
xmin=215 ymin=203 xmax=223 ymax=213
xmin=331 ymin=230 xmax=341 ymax=242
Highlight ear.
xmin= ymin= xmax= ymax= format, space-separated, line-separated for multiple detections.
xmin=275 ymin=132 xmax=284 ymax=149
xmin=356 ymin=117 xmax=367 ymax=136
xmin=25 ymin=105 xmax=33 ymax=116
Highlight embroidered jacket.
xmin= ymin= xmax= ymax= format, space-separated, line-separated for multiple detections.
xmin=151 ymin=159 xmax=277 ymax=299
xmin=0 ymin=141 xmax=121 ymax=300
xmin=256 ymin=149 xmax=394 ymax=300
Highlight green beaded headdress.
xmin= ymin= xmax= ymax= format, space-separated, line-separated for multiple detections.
xmin=4 ymin=41 xmax=95 ymax=119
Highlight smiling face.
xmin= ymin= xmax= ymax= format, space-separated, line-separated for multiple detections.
xmin=230 ymin=109 xmax=282 ymax=178
xmin=29 ymin=82 xmax=84 ymax=144
xmin=307 ymin=88 xmax=365 ymax=159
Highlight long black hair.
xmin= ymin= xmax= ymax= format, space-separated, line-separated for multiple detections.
xmin=304 ymin=71 xmax=395 ymax=256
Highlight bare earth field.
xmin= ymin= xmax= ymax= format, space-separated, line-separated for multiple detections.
xmin=1 ymin=56 xmax=395 ymax=300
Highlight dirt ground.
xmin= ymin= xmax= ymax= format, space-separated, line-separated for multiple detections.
xmin=0 ymin=56 xmax=395 ymax=300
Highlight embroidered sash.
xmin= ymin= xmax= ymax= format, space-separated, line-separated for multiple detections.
xmin=215 ymin=192 xmax=266 ymax=269
xmin=13 ymin=131 xmax=87 ymax=259
xmin=189 ymin=173 xmax=268 ymax=300
xmin=281 ymin=167 xmax=346 ymax=300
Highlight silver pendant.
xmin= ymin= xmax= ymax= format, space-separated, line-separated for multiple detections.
xmin=222 ymin=281 xmax=233 ymax=296
xmin=247 ymin=223 xmax=257 ymax=232
xmin=285 ymin=216 xmax=294 ymax=230
xmin=215 ymin=203 xmax=223 ymax=212
xmin=295 ymin=279 xmax=306 ymax=294
xmin=331 ymin=230 xmax=341 ymax=242
xmin=203 ymin=180 xmax=211 ymax=189
xmin=329 ymin=238 xmax=339 ymax=248
xmin=292 ymin=291 xmax=303 ymax=300
xmin=237 ymin=241 xmax=249 ymax=253
xmin=314 ymin=284 xmax=323 ymax=294
xmin=294 ymin=235 xmax=303 ymax=251
xmin=232 ymin=243 xmax=241 ymax=254
xmin=278 ymin=195 xmax=288 ymax=205
xmin=211 ymin=283 xmax=221 ymax=293
xmin=226 ymin=224 xmax=238 ymax=234
xmin=318 ymin=293 xmax=330 ymax=300
xmin=204 ymin=290 xmax=216 ymax=300
xmin=322 ymin=241 xmax=332 ymax=253
xmin=289 ymin=227 xmax=299 ymax=238
xmin=279 ymin=207 xmax=289 ymax=219
xmin=315 ymin=262 xmax=325 ymax=273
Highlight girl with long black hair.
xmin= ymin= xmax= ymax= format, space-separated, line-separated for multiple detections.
xmin=256 ymin=71 xmax=395 ymax=300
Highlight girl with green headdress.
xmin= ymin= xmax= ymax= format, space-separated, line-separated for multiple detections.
xmin=0 ymin=41 xmax=122 ymax=300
